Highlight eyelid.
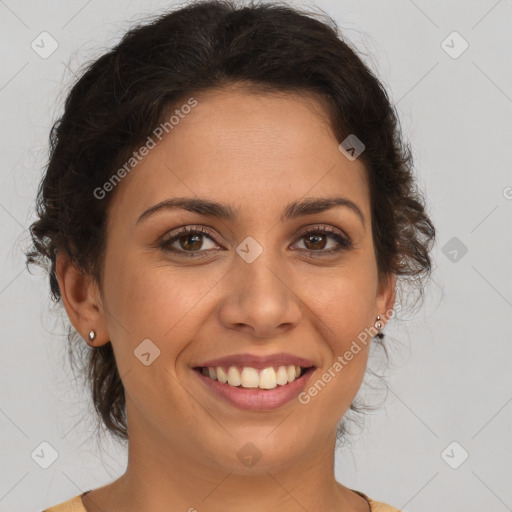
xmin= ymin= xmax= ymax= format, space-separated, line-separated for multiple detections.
xmin=160 ymin=224 xmax=215 ymax=240
xmin=296 ymin=223 xmax=348 ymax=239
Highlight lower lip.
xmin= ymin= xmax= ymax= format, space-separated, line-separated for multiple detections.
xmin=193 ymin=367 xmax=316 ymax=411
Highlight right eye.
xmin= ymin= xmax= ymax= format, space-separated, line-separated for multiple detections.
xmin=159 ymin=225 xmax=222 ymax=257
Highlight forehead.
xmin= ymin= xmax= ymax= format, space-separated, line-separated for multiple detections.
xmin=108 ymin=87 xmax=370 ymax=226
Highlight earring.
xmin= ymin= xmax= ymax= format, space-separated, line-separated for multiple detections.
xmin=374 ymin=314 xmax=385 ymax=339
xmin=88 ymin=330 xmax=96 ymax=345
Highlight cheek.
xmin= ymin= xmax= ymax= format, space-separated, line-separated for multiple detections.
xmin=297 ymin=264 xmax=377 ymax=344
xmin=102 ymin=251 xmax=224 ymax=353
xmin=298 ymin=276 xmax=373 ymax=424
xmin=294 ymin=266 xmax=375 ymax=408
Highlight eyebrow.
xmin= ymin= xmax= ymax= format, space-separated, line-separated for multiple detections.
xmin=136 ymin=196 xmax=365 ymax=228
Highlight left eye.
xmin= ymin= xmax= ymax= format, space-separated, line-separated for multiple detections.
xmin=159 ymin=225 xmax=351 ymax=257
xmin=294 ymin=228 xmax=351 ymax=253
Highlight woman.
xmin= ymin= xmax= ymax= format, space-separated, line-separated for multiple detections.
xmin=28 ymin=1 xmax=435 ymax=510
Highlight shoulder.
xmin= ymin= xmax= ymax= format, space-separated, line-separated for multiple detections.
xmin=42 ymin=492 xmax=88 ymax=512
xmin=45 ymin=489 xmax=403 ymax=512
xmin=351 ymin=489 xmax=403 ymax=512
xmin=367 ymin=499 xmax=403 ymax=512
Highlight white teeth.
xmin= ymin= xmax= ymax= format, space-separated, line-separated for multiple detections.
xmin=200 ymin=364 xmax=308 ymax=389
xmin=227 ymin=367 xmax=241 ymax=386
xmin=217 ymin=366 xmax=228 ymax=384
xmin=276 ymin=366 xmax=289 ymax=385
xmin=259 ymin=368 xmax=277 ymax=389
xmin=240 ymin=367 xmax=259 ymax=388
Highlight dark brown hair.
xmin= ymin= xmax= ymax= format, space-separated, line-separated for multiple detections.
xmin=26 ymin=0 xmax=436 ymax=445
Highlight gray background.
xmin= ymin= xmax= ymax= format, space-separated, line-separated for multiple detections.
xmin=1 ymin=0 xmax=511 ymax=510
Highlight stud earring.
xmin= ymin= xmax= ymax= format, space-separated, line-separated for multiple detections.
xmin=88 ymin=330 xmax=96 ymax=345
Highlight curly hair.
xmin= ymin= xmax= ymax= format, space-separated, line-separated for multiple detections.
xmin=25 ymin=0 xmax=436 ymax=445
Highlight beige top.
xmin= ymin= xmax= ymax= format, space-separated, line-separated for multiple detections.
xmin=42 ymin=489 xmax=403 ymax=511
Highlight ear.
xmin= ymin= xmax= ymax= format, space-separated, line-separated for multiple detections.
xmin=55 ymin=250 xmax=110 ymax=346
xmin=375 ymin=272 xmax=397 ymax=327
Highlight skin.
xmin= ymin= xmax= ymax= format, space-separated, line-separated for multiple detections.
xmin=57 ymin=85 xmax=396 ymax=512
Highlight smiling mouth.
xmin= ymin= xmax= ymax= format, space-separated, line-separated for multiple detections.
xmin=193 ymin=365 xmax=315 ymax=390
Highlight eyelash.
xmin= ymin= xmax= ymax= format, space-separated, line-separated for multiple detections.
xmin=158 ymin=224 xmax=352 ymax=258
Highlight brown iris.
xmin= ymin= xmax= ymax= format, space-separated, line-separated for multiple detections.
xmin=303 ymin=232 xmax=327 ymax=251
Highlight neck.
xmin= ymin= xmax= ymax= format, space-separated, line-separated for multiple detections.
xmin=82 ymin=399 xmax=370 ymax=512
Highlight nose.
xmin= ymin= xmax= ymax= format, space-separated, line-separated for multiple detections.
xmin=217 ymin=255 xmax=303 ymax=339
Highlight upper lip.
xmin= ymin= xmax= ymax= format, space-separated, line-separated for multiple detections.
xmin=194 ymin=352 xmax=316 ymax=370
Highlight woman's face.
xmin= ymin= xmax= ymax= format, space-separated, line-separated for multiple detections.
xmin=63 ymin=86 xmax=395 ymax=474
